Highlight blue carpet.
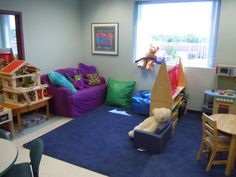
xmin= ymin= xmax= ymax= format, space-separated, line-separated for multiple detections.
xmin=140 ymin=112 xmax=236 ymax=177
xmin=24 ymin=105 xmax=150 ymax=177
xmin=24 ymin=105 xmax=236 ymax=177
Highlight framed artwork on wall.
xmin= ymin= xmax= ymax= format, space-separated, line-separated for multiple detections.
xmin=91 ymin=23 xmax=119 ymax=55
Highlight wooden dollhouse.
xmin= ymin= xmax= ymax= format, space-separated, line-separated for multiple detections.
xmin=150 ymin=58 xmax=186 ymax=130
xmin=0 ymin=60 xmax=49 ymax=106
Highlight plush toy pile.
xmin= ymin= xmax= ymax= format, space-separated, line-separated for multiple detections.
xmin=128 ymin=107 xmax=171 ymax=138
xmin=136 ymin=44 xmax=159 ymax=71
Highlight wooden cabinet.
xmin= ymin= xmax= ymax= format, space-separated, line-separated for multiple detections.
xmin=150 ymin=59 xmax=186 ymax=129
xmin=0 ymin=107 xmax=14 ymax=138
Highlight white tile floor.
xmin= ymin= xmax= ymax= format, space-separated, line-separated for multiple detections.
xmin=12 ymin=117 xmax=108 ymax=177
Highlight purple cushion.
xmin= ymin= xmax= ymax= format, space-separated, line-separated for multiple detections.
xmin=64 ymin=73 xmax=74 ymax=83
xmin=56 ymin=68 xmax=80 ymax=78
xmin=78 ymin=63 xmax=97 ymax=78
xmin=73 ymin=79 xmax=89 ymax=90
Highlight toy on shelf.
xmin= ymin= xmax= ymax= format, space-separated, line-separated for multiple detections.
xmin=203 ymin=64 xmax=236 ymax=114
xmin=150 ymin=58 xmax=186 ymax=130
xmin=0 ymin=60 xmax=49 ymax=106
xmin=135 ymin=44 xmax=161 ymax=71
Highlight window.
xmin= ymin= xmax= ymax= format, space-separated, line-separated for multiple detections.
xmin=134 ymin=0 xmax=221 ymax=68
xmin=0 ymin=15 xmax=17 ymax=56
xmin=0 ymin=10 xmax=25 ymax=60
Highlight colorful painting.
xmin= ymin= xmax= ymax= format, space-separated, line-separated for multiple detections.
xmin=91 ymin=23 xmax=118 ymax=55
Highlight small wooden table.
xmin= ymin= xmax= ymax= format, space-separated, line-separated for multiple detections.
xmin=3 ymin=97 xmax=51 ymax=130
xmin=211 ymin=114 xmax=236 ymax=176
xmin=0 ymin=139 xmax=18 ymax=176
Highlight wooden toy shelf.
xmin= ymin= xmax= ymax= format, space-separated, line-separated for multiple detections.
xmin=150 ymin=59 xmax=186 ymax=130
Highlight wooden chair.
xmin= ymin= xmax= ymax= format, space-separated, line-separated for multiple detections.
xmin=197 ymin=113 xmax=230 ymax=171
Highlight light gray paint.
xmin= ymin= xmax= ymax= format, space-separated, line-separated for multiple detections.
xmin=0 ymin=0 xmax=235 ymax=111
xmin=0 ymin=0 xmax=82 ymax=73
xmin=216 ymin=0 xmax=236 ymax=65
xmin=80 ymin=0 xmax=158 ymax=92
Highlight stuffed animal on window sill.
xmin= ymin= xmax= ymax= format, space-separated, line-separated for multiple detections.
xmin=128 ymin=107 xmax=171 ymax=138
xmin=135 ymin=44 xmax=159 ymax=71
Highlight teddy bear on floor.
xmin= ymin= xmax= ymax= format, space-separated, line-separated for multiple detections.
xmin=136 ymin=44 xmax=159 ymax=71
xmin=128 ymin=108 xmax=171 ymax=138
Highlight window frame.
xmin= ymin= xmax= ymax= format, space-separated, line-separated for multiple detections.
xmin=133 ymin=0 xmax=221 ymax=68
xmin=0 ymin=9 xmax=25 ymax=60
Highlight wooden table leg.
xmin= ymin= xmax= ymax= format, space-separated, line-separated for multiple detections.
xmin=225 ymin=135 xmax=236 ymax=176
xmin=8 ymin=121 xmax=15 ymax=138
xmin=7 ymin=111 xmax=15 ymax=138
xmin=46 ymin=101 xmax=50 ymax=119
xmin=17 ymin=112 xmax=22 ymax=130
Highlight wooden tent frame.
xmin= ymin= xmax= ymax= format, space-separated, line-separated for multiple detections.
xmin=150 ymin=59 xmax=186 ymax=129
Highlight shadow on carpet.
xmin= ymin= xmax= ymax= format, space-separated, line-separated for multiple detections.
xmin=24 ymin=105 xmax=236 ymax=177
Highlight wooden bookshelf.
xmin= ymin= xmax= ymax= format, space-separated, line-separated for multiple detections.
xmin=150 ymin=59 xmax=186 ymax=129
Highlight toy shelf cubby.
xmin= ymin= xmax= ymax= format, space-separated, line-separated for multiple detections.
xmin=150 ymin=58 xmax=186 ymax=130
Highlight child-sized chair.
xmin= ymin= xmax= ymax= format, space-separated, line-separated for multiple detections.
xmin=196 ymin=113 xmax=230 ymax=171
xmin=3 ymin=139 xmax=44 ymax=177
xmin=133 ymin=120 xmax=172 ymax=153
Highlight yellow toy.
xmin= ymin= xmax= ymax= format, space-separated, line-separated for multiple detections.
xmin=136 ymin=44 xmax=159 ymax=71
xmin=128 ymin=107 xmax=171 ymax=138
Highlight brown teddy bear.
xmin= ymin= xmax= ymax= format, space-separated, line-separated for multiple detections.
xmin=137 ymin=44 xmax=159 ymax=71
xmin=128 ymin=107 xmax=171 ymax=138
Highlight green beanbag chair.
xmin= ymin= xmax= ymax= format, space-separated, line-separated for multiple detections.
xmin=105 ymin=78 xmax=136 ymax=108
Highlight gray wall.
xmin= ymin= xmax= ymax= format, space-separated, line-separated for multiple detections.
xmin=0 ymin=0 xmax=82 ymax=73
xmin=80 ymin=0 xmax=236 ymax=111
xmin=0 ymin=0 xmax=235 ymax=111
xmin=80 ymin=0 xmax=158 ymax=94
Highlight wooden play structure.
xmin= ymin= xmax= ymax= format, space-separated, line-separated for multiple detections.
xmin=0 ymin=60 xmax=49 ymax=106
xmin=203 ymin=64 xmax=236 ymax=114
xmin=150 ymin=58 xmax=186 ymax=130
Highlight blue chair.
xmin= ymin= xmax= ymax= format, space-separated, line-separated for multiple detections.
xmin=3 ymin=138 xmax=44 ymax=177
xmin=133 ymin=120 xmax=172 ymax=153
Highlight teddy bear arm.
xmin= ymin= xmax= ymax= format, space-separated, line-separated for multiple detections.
xmin=128 ymin=120 xmax=151 ymax=138
xmin=135 ymin=119 xmax=153 ymax=130
xmin=143 ymin=123 xmax=158 ymax=133
xmin=137 ymin=59 xmax=147 ymax=69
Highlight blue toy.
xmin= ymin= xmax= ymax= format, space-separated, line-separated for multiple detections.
xmin=131 ymin=90 xmax=151 ymax=116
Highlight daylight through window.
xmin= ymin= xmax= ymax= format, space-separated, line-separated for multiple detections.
xmin=134 ymin=0 xmax=220 ymax=68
